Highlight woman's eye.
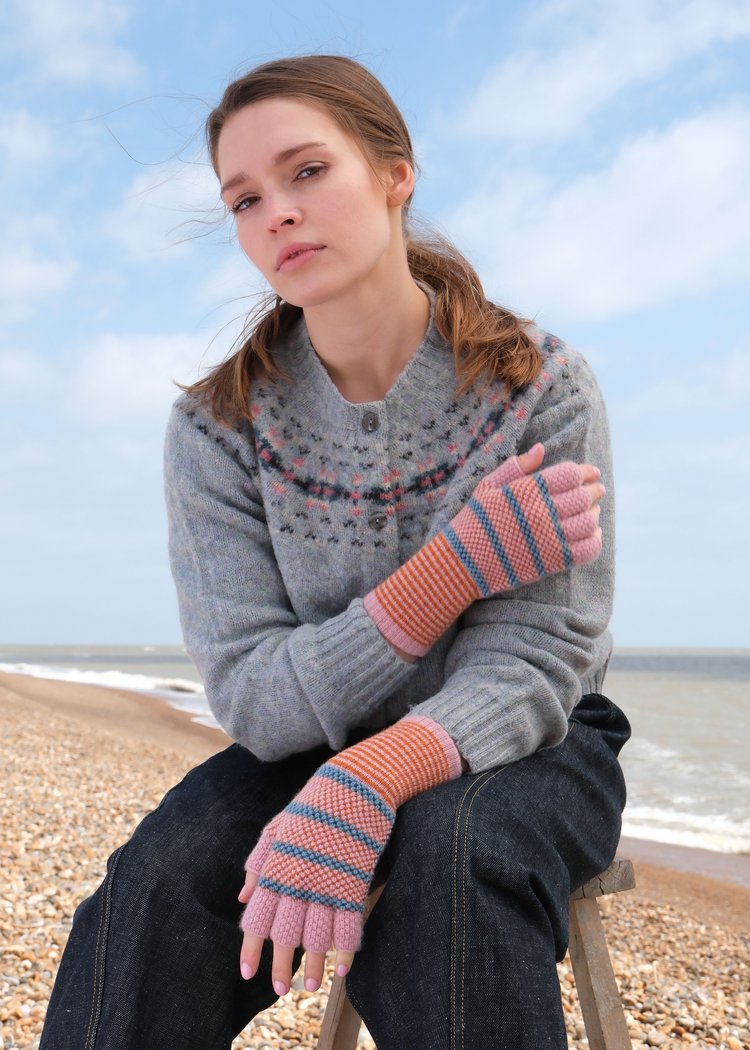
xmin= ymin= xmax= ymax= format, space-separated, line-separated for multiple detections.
xmin=296 ymin=164 xmax=325 ymax=181
xmin=232 ymin=196 xmax=258 ymax=214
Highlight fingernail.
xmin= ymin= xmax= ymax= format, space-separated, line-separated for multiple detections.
xmin=600 ymin=484 xmax=606 ymax=495
xmin=530 ymin=443 xmax=543 ymax=454
xmin=305 ymin=978 xmax=318 ymax=992
xmin=240 ymin=962 xmax=253 ymax=980
xmin=336 ymin=963 xmax=349 ymax=977
xmin=274 ymin=979 xmax=287 ymax=997
xmin=593 ymin=466 xmax=601 ymax=478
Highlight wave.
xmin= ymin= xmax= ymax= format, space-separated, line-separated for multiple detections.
xmin=621 ymin=735 xmax=750 ymax=853
xmin=622 ymin=804 xmax=750 ymax=854
xmin=0 ymin=660 xmax=221 ymax=731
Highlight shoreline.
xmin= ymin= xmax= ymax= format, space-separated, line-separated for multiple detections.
xmin=0 ymin=667 xmax=229 ymax=759
xmin=3 ymin=668 xmax=749 ymax=876
xmin=2 ymin=668 xmax=748 ymax=1049
xmin=3 ymin=668 xmax=750 ymax=899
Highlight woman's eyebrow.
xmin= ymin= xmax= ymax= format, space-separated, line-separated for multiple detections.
xmin=220 ymin=141 xmax=327 ymax=197
xmin=274 ymin=140 xmax=326 ymax=166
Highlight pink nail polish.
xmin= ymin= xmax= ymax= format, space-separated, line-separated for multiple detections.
xmin=305 ymin=978 xmax=318 ymax=992
xmin=273 ymin=979 xmax=287 ymax=997
xmin=240 ymin=962 xmax=253 ymax=980
xmin=336 ymin=963 xmax=349 ymax=977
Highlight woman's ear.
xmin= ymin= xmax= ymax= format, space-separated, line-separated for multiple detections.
xmin=385 ymin=160 xmax=415 ymax=208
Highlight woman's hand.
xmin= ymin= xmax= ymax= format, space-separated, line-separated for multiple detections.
xmin=518 ymin=443 xmax=604 ymax=523
xmin=235 ymin=716 xmax=461 ymax=998
xmin=366 ymin=441 xmax=606 ymax=659
xmin=238 ymin=869 xmax=355 ymax=995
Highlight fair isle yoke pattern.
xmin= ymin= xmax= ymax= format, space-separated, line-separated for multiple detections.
xmin=241 ymin=715 xmax=462 ymax=952
xmin=244 ymin=327 xmax=574 ymax=549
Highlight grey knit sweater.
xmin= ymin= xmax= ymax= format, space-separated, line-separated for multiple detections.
xmin=164 ymin=313 xmax=615 ymax=772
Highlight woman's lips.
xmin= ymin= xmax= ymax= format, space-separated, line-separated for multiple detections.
xmin=276 ymin=245 xmax=326 ymax=273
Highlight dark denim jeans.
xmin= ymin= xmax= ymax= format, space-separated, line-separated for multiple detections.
xmin=40 ymin=693 xmax=629 ymax=1050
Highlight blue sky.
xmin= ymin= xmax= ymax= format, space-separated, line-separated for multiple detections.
xmin=1 ymin=0 xmax=748 ymax=646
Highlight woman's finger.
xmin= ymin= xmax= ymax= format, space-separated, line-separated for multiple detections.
xmin=334 ymin=949 xmax=356 ymax=978
xmin=562 ymin=504 xmax=600 ymax=542
xmin=303 ymin=949 xmax=327 ymax=992
xmin=238 ymin=868 xmax=259 ymax=903
xmin=271 ymin=943 xmax=296 ymax=998
xmin=239 ymin=930 xmax=265 ymax=980
xmin=516 ymin=443 xmax=545 ymax=475
xmin=585 ymin=481 xmax=606 ymax=508
xmin=579 ymin=463 xmax=601 ymax=484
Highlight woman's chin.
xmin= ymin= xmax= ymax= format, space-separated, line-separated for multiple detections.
xmin=275 ymin=281 xmax=351 ymax=312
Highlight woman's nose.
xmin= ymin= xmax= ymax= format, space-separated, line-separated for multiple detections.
xmin=267 ymin=198 xmax=300 ymax=232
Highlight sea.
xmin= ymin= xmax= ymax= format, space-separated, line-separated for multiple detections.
xmin=1 ymin=645 xmax=748 ymax=856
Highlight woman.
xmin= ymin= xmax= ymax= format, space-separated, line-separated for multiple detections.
xmin=41 ymin=55 xmax=629 ymax=1050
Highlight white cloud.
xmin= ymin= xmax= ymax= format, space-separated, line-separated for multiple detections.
xmin=438 ymin=1 xmax=486 ymax=37
xmin=197 ymin=254 xmax=272 ymax=335
xmin=6 ymin=0 xmax=139 ymax=84
xmin=70 ymin=332 xmax=226 ymax=425
xmin=459 ymin=0 xmax=750 ymax=141
xmin=0 ymin=110 xmax=53 ymax=166
xmin=666 ymin=432 xmax=750 ymax=472
xmin=0 ymin=351 xmax=51 ymax=395
xmin=0 ymin=215 xmax=77 ymax=322
xmin=104 ymin=161 xmax=222 ymax=261
xmin=136 ymin=252 xmax=271 ymax=373
xmin=624 ymin=345 xmax=750 ymax=416
xmin=0 ymin=247 xmax=77 ymax=323
xmin=0 ymin=438 xmax=51 ymax=488
xmin=198 ymin=255 xmax=268 ymax=304
xmin=446 ymin=106 xmax=750 ymax=323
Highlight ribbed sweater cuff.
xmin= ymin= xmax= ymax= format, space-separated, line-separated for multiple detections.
xmin=290 ymin=599 xmax=419 ymax=742
xmin=409 ymin=679 xmax=567 ymax=774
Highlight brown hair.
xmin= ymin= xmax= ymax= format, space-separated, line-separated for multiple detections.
xmin=183 ymin=55 xmax=541 ymax=424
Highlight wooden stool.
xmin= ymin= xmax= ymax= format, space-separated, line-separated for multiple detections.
xmin=316 ymin=857 xmax=635 ymax=1050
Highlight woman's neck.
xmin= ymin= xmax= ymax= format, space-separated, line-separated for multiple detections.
xmin=302 ymin=271 xmax=431 ymax=404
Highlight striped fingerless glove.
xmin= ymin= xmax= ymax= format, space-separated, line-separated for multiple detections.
xmin=239 ymin=715 xmax=462 ymax=953
xmin=364 ymin=458 xmax=601 ymax=657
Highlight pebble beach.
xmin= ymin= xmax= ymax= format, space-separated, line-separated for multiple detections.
xmin=1 ymin=669 xmax=748 ymax=1050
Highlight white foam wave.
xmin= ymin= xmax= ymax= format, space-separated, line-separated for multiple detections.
xmin=623 ymin=804 xmax=750 ymax=854
xmin=0 ymin=661 xmax=221 ymax=731
xmin=1 ymin=660 xmax=203 ymax=694
xmin=620 ymin=733 xmax=750 ymax=853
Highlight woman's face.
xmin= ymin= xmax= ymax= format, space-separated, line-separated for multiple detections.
xmin=217 ymin=97 xmax=404 ymax=309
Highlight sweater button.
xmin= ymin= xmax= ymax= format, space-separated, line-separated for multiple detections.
xmin=361 ymin=411 xmax=380 ymax=433
xmin=368 ymin=511 xmax=388 ymax=531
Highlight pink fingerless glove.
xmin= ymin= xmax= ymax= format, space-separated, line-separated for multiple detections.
xmin=239 ymin=715 xmax=462 ymax=954
xmin=364 ymin=457 xmax=601 ymax=657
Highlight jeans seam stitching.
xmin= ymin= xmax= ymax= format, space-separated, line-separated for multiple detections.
xmin=84 ymin=844 xmax=125 ymax=1050
xmin=451 ymin=769 xmax=502 ymax=1050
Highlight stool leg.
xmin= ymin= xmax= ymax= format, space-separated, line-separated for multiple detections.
xmin=568 ymin=897 xmax=632 ymax=1050
xmin=316 ymin=884 xmax=384 ymax=1050
xmin=316 ymin=974 xmax=361 ymax=1050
